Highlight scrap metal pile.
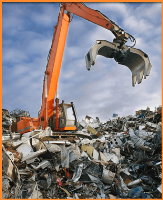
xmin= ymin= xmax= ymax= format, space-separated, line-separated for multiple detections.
xmin=2 ymin=106 xmax=162 ymax=199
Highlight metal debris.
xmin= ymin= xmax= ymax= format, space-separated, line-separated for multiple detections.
xmin=2 ymin=106 xmax=162 ymax=199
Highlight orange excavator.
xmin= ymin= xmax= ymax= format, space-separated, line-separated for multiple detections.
xmin=15 ymin=3 xmax=152 ymax=134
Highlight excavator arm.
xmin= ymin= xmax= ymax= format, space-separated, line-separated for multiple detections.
xmin=61 ymin=2 xmax=130 ymax=44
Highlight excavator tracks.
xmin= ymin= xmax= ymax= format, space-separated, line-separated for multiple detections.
xmin=41 ymin=131 xmax=91 ymax=141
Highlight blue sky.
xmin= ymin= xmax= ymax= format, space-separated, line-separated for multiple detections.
xmin=2 ymin=2 xmax=162 ymax=122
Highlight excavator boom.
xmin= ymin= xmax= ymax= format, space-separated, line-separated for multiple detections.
xmin=39 ymin=7 xmax=71 ymax=121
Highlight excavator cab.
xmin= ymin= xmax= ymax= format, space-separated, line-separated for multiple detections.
xmin=49 ymin=100 xmax=77 ymax=131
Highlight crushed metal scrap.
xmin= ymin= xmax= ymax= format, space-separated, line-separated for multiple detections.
xmin=2 ymin=106 xmax=162 ymax=199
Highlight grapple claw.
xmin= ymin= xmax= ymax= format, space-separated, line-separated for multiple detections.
xmin=85 ymin=40 xmax=152 ymax=86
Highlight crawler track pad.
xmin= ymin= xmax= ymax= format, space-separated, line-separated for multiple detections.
xmin=85 ymin=40 xmax=152 ymax=86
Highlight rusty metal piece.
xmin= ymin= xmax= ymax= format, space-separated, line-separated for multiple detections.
xmin=2 ymin=145 xmax=20 ymax=184
xmin=85 ymin=40 xmax=152 ymax=86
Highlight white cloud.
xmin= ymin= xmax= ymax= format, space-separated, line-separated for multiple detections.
xmin=123 ymin=15 xmax=153 ymax=35
xmin=65 ymin=46 xmax=86 ymax=59
xmin=63 ymin=71 xmax=75 ymax=79
xmin=29 ymin=3 xmax=59 ymax=26
xmin=26 ymin=38 xmax=52 ymax=56
xmin=83 ymin=26 xmax=115 ymax=45
xmin=135 ymin=3 xmax=161 ymax=22
xmin=2 ymin=17 xmax=24 ymax=35
xmin=86 ymin=2 xmax=129 ymax=19
xmin=2 ymin=48 xmax=28 ymax=63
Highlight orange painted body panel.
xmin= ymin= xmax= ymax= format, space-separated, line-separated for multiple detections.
xmin=17 ymin=117 xmax=40 ymax=134
xmin=62 ymin=3 xmax=113 ymax=31
xmin=59 ymin=127 xmax=76 ymax=131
